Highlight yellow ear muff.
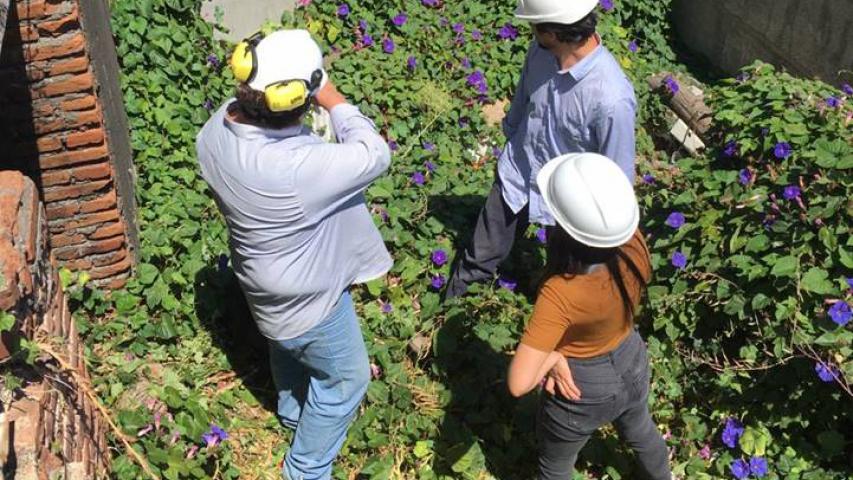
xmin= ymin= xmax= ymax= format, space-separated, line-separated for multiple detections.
xmin=265 ymin=80 xmax=310 ymax=113
xmin=230 ymin=41 xmax=255 ymax=83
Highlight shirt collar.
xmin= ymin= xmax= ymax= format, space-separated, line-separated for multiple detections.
xmin=557 ymin=34 xmax=604 ymax=81
xmin=223 ymin=102 xmax=308 ymax=140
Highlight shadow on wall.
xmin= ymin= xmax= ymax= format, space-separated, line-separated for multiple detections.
xmin=0 ymin=3 xmax=40 ymax=183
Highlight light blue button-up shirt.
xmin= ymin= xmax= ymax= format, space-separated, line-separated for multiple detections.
xmin=498 ymin=39 xmax=637 ymax=226
xmin=196 ymin=102 xmax=392 ymax=340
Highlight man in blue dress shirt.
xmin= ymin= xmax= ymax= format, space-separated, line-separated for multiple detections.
xmin=446 ymin=0 xmax=637 ymax=298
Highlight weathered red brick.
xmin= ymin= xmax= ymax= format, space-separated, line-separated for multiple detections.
xmin=40 ymin=168 xmax=72 ymax=186
xmin=90 ymin=248 xmax=127 ymax=268
xmin=0 ymin=238 xmax=22 ymax=311
xmin=49 ymin=232 xmax=85 ymax=248
xmin=44 ymin=0 xmax=73 ymax=16
xmin=29 ymin=32 xmax=85 ymax=62
xmin=37 ymin=72 xmax=93 ymax=98
xmin=62 ymin=257 xmax=93 ymax=270
xmin=18 ymin=181 xmax=39 ymax=262
xmin=54 ymin=236 xmax=124 ymax=260
xmin=96 ymin=273 xmax=129 ymax=290
xmin=43 ymin=178 xmax=111 ymax=203
xmin=46 ymin=55 xmax=88 ymax=76
xmin=65 ymin=128 xmax=103 ymax=149
xmin=19 ymin=24 xmax=39 ymax=43
xmin=47 ymin=207 xmax=118 ymax=232
xmin=40 ymin=144 xmax=108 ymax=169
xmin=60 ymin=95 xmax=95 ymax=112
xmin=46 ymin=190 xmax=116 ymax=218
xmin=16 ymin=0 xmax=46 ymax=20
xmin=72 ymin=162 xmax=111 ymax=182
xmin=88 ymin=256 xmax=132 ymax=280
xmin=88 ymin=221 xmax=124 ymax=240
xmin=36 ymin=134 xmax=63 ymax=153
xmin=0 ymin=172 xmax=26 ymax=233
xmin=37 ymin=4 xmax=79 ymax=35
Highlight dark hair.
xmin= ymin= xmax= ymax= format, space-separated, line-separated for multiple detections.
xmin=534 ymin=11 xmax=598 ymax=45
xmin=234 ymin=83 xmax=308 ymax=129
xmin=539 ymin=226 xmax=646 ymax=320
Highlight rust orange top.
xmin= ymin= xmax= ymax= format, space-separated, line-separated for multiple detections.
xmin=520 ymin=230 xmax=652 ymax=358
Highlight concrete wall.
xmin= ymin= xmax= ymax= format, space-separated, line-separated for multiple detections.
xmin=673 ymin=0 xmax=853 ymax=85
xmin=201 ymin=0 xmax=295 ymax=41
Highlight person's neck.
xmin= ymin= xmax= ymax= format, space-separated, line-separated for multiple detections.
xmin=551 ymin=34 xmax=599 ymax=71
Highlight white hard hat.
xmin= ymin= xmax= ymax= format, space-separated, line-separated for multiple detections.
xmin=537 ymin=153 xmax=639 ymax=249
xmin=515 ymin=0 xmax=599 ymax=25
xmin=248 ymin=29 xmax=327 ymax=92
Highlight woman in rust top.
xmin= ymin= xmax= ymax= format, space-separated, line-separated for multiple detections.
xmin=507 ymin=153 xmax=671 ymax=479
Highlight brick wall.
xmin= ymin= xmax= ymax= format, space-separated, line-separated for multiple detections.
xmin=0 ymin=0 xmax=135 ymax=289
xmin=0 ymin=171 xmax=109 ymax=478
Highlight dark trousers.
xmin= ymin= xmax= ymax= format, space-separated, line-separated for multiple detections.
xmin=537 ymin=331 xmax=672 ymax=480
xmin=446 ymin=181 xmax=528 ymax=298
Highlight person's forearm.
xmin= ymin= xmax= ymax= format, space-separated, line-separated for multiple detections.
xmin=509 ymin=350 xmax=564 ymax=397
xmin=532 ymin=351 xmax=565 ymax=390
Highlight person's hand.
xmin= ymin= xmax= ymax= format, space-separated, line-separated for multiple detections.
xmin=314 ymin=78 xmax=347 ymax=111
xmin=545 ymin=358 xmax=581 ymax=400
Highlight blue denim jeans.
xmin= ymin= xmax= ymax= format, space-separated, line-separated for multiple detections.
xmin=268 ymin=291 xmax=370 ymax=480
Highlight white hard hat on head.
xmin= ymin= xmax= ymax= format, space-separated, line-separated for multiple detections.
xmin=248 ymin=29 xmax=327 ymax=92
xmin=515 ymin=0 xmax=599 ymax=25
xmin=537 ymin=153 xmax=639 ymax=249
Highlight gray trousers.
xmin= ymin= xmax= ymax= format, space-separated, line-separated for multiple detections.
xmin=445 ymin=181 xmax=528 ymax=298
xmin=537 ymin=331 xmax=672 ymax=480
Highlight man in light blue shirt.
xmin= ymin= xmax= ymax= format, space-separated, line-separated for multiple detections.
xmin=196 ymin=30 xmax=391 ymax=480
xmin=446 ymin=0 xmax=637 ymax=298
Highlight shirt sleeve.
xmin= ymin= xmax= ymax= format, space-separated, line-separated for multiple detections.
xmin=502 ymin=46 xmax=533 ymax=140
xmin=295 ymin=103 xmax=391 ymax=219
xmin=520 ymin=280 xmax=571 ymax=352
xmin=595 ymin=97 xmax=637 ymax=183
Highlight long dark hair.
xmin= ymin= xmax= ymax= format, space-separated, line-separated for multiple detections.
xmin=234 ymin=83 xmax=309 ymax=129
xmin=539 ymin=226 xmax=646 ymax=320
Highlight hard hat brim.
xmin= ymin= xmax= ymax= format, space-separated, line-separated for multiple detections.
xmin=537 ymin=154 xmax=639 ymax=249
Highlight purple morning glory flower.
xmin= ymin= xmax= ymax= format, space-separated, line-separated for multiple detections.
xmin=492 ymin=147 xmax=503 ymax=157
xmin=431 ymin=274 xmax=446 ymax=290
xmin=383 ymin=37 xmax=395 ymax=54
xmin=381 ymin=302 xmax=393 ymax=314
xmin=461 ymin=57 xmax=472 ymax=69
xmin=423 ymin=141 xmax=435 ymax=151
xmin=452 ymin=22 xmax=464 ymax=33
xmin=362 ymin=34 xmax=374 ymax=47
xmin=671 ymin=251 xmax=687 ymax=270
xmin=498 ymin=277 xmax=517 ymax=291
xmin=665 ymin=212 xmax=686 ymax=229
xmin=782 ymin=185 xmax=800 ymax=201
xmin=730 ymin=459 xmax=750 ymax=480
xmin=738 ymin=169 xmax=752 ymax=186
xmin=828 ymin=301 xmax=851 ymax=326
xmin=458 ymin=117 xmax=469 ymax=128
xmin=536 ymin=228 xmax=547 ymax=244
xmin=472 ymin=29 xmax=483 ymax=41
xmin=642 ymin=173 xmax=655 ymax=184
xmin=721 ymin=418 xmax=744 ymax=449
xmin=359 ymin=19 xmax=368 ymax=31
xmin=774 ymin=142 xmax=792 ymax=159
xmin=407 ymin=55 xmax=417 ymax=70
xmin=663 ymin=75 xmax=680 ymax=94
xmin=826 ymin=96 xmax=840 ymax=108
xmin=736 ymin=72 xmax=749 ymax=83
xmin=628 ymin=40 xmax=638 ymax=53
xmin=210 ymin=425 xmax=228 ymax=440
xmin=201 ymin=424 xmax=228 ymax=448
xmin=467 ymin=70 xmax=488 ymax=94
xmin=498 ymin=23 xmax=518 ymax=40
xmin=439 ymin=17 xmax=449 ymax=27
xmin=204 ymin=99 xmax=215 ymax=111
xmin=698 ymin=444 xmax=711 ymax=460
xmin=388 ymin=140 xmax=399 ymax=151
xmin=422 ymin=0 xmax=438 ymax=6
xmin=207 ymin=54 xmax=220 ymax=68
xmin=379 ymin=209 xmax=389 ymax=222
xmin=842 ymin=83 xmax=853 ymax=96
xmin=431 ymin=249 xmax=448 ymax=266
xmin=815 ymin=362 xmax=838 ymax=383
xmin=411 ymin=171 xmax=425 ymax=186
xmin=723 ymin=140 xmax=738 ymax=158
xmin=392 ymin=13 xmax=408 ymax=26
xmin=846 ymin=277 xmax=853 ymax=290
xmin=217 ymin=254 xmax=229 ymax=273
xmin=749 ymin=457 xmax=768 ymax=478
xmin=599 ymin=0 xmax=614 ymax=11
xmin=337 ymin=3 xmax=350 ymax=17
xmin=424 ymin=161 xmax=436 ymax=172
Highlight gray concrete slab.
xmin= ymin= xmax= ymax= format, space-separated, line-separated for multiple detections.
xmin=201 ymin=0 xmax=296 ymax=42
